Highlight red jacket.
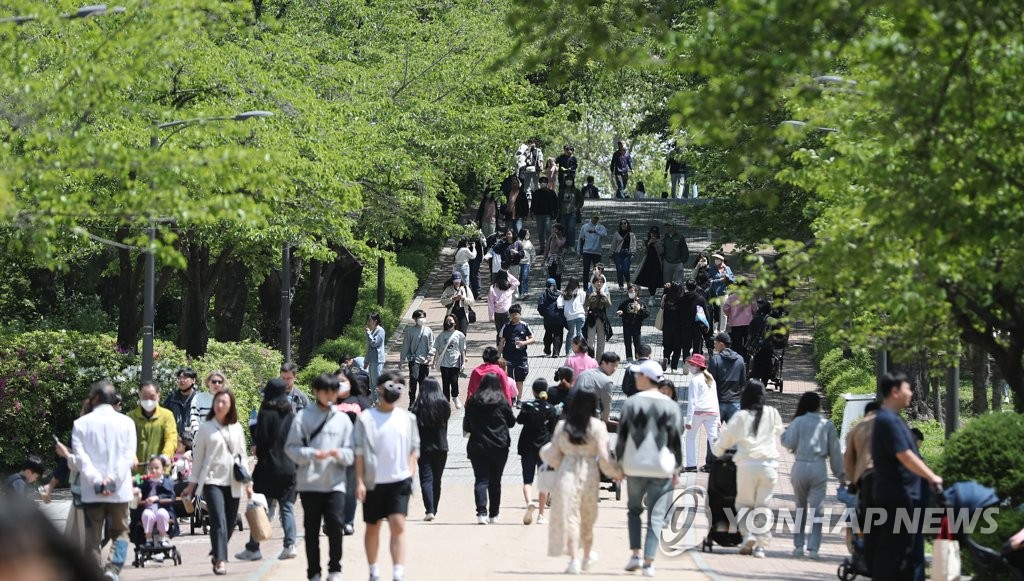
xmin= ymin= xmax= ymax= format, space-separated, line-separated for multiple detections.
xmin=467 ymin=363 xmax=515 ymax=403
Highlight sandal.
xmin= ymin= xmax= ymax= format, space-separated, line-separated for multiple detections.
xmin=213 ymin=561 xmax=226 ymax=576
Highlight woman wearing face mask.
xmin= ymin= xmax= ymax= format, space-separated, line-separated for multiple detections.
xmin=399 ymin=309 xmax=435 ymax=407
xmin=440 ymin=272 xmax=475 ymax=335
xmin=487 ymin=270 xmax=520 ymax=344
xmin=682 ymin=354 xmax=719 ymax=473
xmin=583 ymin=275 xmax=613 ymax=357
xmin=611 ymin=219 xmax=637 ymax=291
xmin=616 ymin=284 xmax=649 ymax=362
xmin=433 ymin=314 xmax=468 ymax=408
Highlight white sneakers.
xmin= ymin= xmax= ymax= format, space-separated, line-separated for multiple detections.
xmin=582 ymin=551 xmax=598 ymax=572
xmin=753 ymin=548 xmax=766 ymax=559
xmin=488 ymin=515 xmax=501 ymax=524
xmin=235 ymin=548 xmax=263 ymax=561
xmin=477 ymin=515 xmax=489 ymax=525
xmin=565 ymin=559 xmax=582 ymax=574
xmin=624 ymin=555 xmax=642 ymax=571
xmin=454 ymin=398 xmax=463 ymax=409
xmin=326 ymin=573 xmax=343 ymax=581
xmin=642 ymin=564 xmax=656 ymax=577
xmin=524 ymin=503 xmax=537 ymax=525
xmin=537 ymin=514 xmax=548 ymax=525
xmin=279 ymin=546 xmax=298 ymax=560
xmin=424 ymin=513 xmax=435 ymax=522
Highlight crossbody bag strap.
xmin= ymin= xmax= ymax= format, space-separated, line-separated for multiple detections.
xmin=303 ymin=411 xmax=334 ymax=447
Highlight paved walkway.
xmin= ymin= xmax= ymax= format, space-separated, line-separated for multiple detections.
xmin=50 ymin=198 xmax=850 ymax=580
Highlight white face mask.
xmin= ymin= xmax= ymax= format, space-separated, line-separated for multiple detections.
xmin=415 ymin=318 xmax=426 ymax=327
xmin=140 ymin=399 xmax=158 ymax=413
xmin=689 ymin=366 xmax=701 ymax=375
xmin=628 ymin=291 xmax=637 ymax=299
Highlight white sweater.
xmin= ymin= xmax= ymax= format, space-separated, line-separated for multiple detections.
xmin=557 ymin=292 xmax=586 ymax=321
xmin=711 ymin=407 xmax=784 ymax=466
xmin=685 ymin=372 xmax=720 ymax=425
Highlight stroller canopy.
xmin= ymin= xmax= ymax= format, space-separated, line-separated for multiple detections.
xmin=943 ymin=481 xmax=1000 ymax=511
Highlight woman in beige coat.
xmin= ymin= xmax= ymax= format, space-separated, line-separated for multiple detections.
xmin=541 ymin=384 xmax=623 ymax=574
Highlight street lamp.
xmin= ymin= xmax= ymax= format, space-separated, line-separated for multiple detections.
xmin=0 ymin=4 xmax=125 ymax=24
xmin=141 ymin=110 xmax=274 ymax=382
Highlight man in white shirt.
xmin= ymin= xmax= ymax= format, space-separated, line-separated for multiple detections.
xmin=73 ymin=380 xmax=138 ymax=579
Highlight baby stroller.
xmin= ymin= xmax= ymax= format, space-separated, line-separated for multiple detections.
xmin=938 ymin=481 xmax=1023 ymax=581
xmin=748 ymin=305 xmax=788 ymax=392
xmin=701 ymin=452 xmax=743 ymax=551
xmin=838 ymin=471 xmax=875 ymax=580
xmin=189 ymin=492 xmax=246 ymax=536
xmin=130 ymin=504 xmax=182 ymax=568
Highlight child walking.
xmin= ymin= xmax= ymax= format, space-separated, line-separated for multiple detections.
xmin=517 ymin=379 xmax=558 ymax=525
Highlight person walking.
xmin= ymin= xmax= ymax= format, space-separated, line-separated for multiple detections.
xmin=679 ymin=280 xmax=710 ymax=358
xmin=281 ymin=362 xmax=312 ymax=413
xmin=542 ymin=384 xmax=623 ymax=574
xmin=722 ymin=282 xmax=756 ymax=360
xmin=610 ymin=140 xmax=634 ymax=199
xmin=72 ymin=381 xmax=138 ymax=579
xmin=453 ymin=238 xmax=477 ymax=283
xmin=555 ymin=145 xmax=578 ymax=191
xmin=466 ymin=346 xmax=512 ymax=400
xmin=570 ymin=352 xmax=620 ymax=423
xmin=182 ymin=390 xmax=253 ymax=576
xmin=468 ymin=227 xmax=487 ymax=300
xmin=499 ymin=303 xmax=535 ymax=406
xmin=634 ymin=227 xmax=665 ymax=306
xmin=544 ymin=224 xmax=567 ymax=287
xmin=128 ymin=380 xmax=177 ymax=473
xmin=660 ymin=282 xmax=686 ymax=372
xmin=364 ymin=313 xmax=386 ymax=400
xmin=518 ymin=228 xmax=536 ymax=298
xmin=354 ymin=372 xmax=420 ymax=581
xmin=335 ymin=369 xmax=373 ymax=536
xmin=433 ymin=314 xmax=467 ymax=407
xmin=869 ymin=373 xmax=942 ymax=581
xmin=664 ymin=140 xmax=687 ymax=199
xmin=583 ymin=275 xmax=613 ymax=357
xmin=709 ymin=253 xmax=735 ymax=332
xmin=463 ymin=373 xmax=516 ymax=524
xmin=487 ymin=270 xmax=520 ymax=344
xmin=411 ymin=378 xmax=450 ymax=522
xmin=399 ymin=309 xmax=435 ymax=406
xmin=580 ymin=175 xmax=599 ymax=199
xmin=616 ymin=285 xmax=648 ymax=362
xmin=660 ymin=223 xmax=690 ymax=286
xmin=563 ymin=335 xmax=598 ymax=379
xmin=712 ymin=380 xmax=784 ymax=559
xmin=163 ymin=368 xmax=198 ymax=448
xmin=517 ymin=380 xmax=558 ymax=526
xmin=615 ymin=360 xmax=683 ymax=577
xmin=476 ymin=191 xmax=501 ymax=238
xmin=440 ymin=272 xmax=475 ymax=336
xmin=781 ymin=392 xmax=846 ymax=560
xmin=236 ymin=379 xmax=298 ymax=563
xmin=537 ymin=278 xmax=566 ymax=357
xmin=284 ymin=374 xmax=355 ymax=581
xmin=611 ymin=219 xmax=638 ymax=290
xmin=577 ymin=214 xmax=607 ymax=281
xmin=683 ymin=354 xmax=719 ymax=472
xmin=531 ymin=178 xmax=558 ymax=254
xmin=706 ymin=332 xmax=746 ymax=470
xmin=557 ymin=277 xmax=586 ymax=355
xmin=490 ymin=227 xmax=524 ymax=277
xmin=520 ymin=139 xmax=543 ymax=195
xmin=559 ymin=180 xmax=584 ymax=242
xmin=504 ymin=182 xmax=530 ymax=236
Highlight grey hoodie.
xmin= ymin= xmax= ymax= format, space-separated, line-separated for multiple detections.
xmin=284 ymin=404 xmax=354 ymax=493
xmin=708 ymin=348 xmax=746 ymax=404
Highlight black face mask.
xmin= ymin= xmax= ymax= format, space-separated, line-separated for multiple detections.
xmin=382 ymin=389 xmax=401 ymax=404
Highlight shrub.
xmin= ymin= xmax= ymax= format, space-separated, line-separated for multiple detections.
xmin=816 ymin=348 xmax=855 ymax=389
xmin=0 ymin=332 xmax=283 ymax=470
xmin=943 ymin=413 xmax=1024 ymax=506
xmin=829 ymin=378 xmax=876 ymax=432
xmin=297 ymin=356 xmax=339 ymax=391
xmin=825 ymin=367 xmax=875 ymax=410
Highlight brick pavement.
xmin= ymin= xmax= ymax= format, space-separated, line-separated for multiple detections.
xmin=46 ymin=197 xmax=852 ymax=580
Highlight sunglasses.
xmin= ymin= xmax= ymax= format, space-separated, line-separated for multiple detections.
xmin=210 ymin=379 xmax=224 ymax=385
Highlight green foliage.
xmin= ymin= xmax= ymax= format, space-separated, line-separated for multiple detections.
xmin=943 ymin=413 xmax=1024 ymax=505
xmin=816 ymin=349 xmax=855 ymax=391
xmin=297 ymin=357 xmax=339 ymax=392
xmin=908 ymin=420 xmax=945 ymax=475
xmin=0 ymin=331 xmax=281 ymax=470
xmin=828 ymin=372 xmax=876 ymax=433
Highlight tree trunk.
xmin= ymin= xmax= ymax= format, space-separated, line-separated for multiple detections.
xmin=257 ymin=270 xmax=282 ymax=348
xmin=115 ymin=234 xmax=145 ymax=351
xmin=897 ymin=356 xmax=933 ymax=421
xmin=213 ymin=258 xmax=249 ymax=342
xmin=992 ymin=338 xmax=1024 ymax=414
xmin=968 ymin=344 xmax=989 ymax=415
xmin=177 ymin=230 xmax=233 ymax=358
xmin=298 ymin=258 xmax=328 ymax=365
xmin=296 ymin=246 xmax=364 ymax=364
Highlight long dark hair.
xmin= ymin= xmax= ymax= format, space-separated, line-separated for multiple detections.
xmin=563 ymin=277 xmax=580 ymax=299
xmin=793 ymin=391 xmax=821 ymax=421
xmin=412 ymin=378 xmax=451 ymax=427
xmin=0 ymin=499 xmax=106 ymax=581
xmin=740 ymin=380 xmax=767 ymax=436
xmin=469 ymin=372 xmax=508 ymax=407
xmin=342 ymin=369 xmax=369 ymax=397
xmin=564 ymin=384 xmax=598 ymax=445
xmin=663 ymin=282 xmax=683 ymax=306
xmin=494 ymin=270 xmax=512 ymax=291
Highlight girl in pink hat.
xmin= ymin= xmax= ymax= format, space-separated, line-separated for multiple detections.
xmin=683 ymin=353 xmax=719 ymax=472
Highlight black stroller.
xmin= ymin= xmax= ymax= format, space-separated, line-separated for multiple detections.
xmin=129 ymin=505 xmax=183 ymax=568
xmin=939 ymin=481 xmax=1023 ymax=581
xmin=701 ymin=452 xmax=743 ymax=551
xmin=837 ymin=470 xmax=874 ymax=580
xmin=748 ymin=304 xmax=788 ymax=392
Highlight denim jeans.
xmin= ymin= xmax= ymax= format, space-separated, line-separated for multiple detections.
xmin=581 ymin=252 xmax=602 ymax=282
xmin=368 ymin=362 xmax=384 ymax=401
xmin=614 ymin=173 xmax=630 ymax=198
xmin=519 ymin=263 xmax=531 ymax=296
xmin=469 ymin=447 xmax=508 ymax=517
xmin=613 ymin=251 xmax=632 ymax=287
xmin=561 ymin=213 xmax=578 ymax=244
xmin=791 ymin=460 xmax=828 ymax=552
xmin=565 ymin=318 xmax=585 ymax=355
xmin=535 ymin=214 xmax=552 ymax=254
xmin=301 ymin=491 xmax=345 ymax=579
xmin=418 ymin=450 xmax=448 ymax=515
xmin=626 ymin=476 xmax=674 ymax=560
xmin=246 ymin=493 xmax=297 ymax=551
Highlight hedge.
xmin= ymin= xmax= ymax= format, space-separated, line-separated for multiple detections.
xmin=0 ymin=331 xmax=283 ymax=471
xmin=316 ymin=263 xmax=419 ymax=364
xmin=943 ymin=412 xmax=1024 ymax=506
xmin=827 ymin=370 xmax=876 ymax=432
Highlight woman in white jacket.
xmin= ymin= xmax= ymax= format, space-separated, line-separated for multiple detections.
xmin=683 ymin=354 xmax=719 ymax=472
xmin=711 ymin=380 xmax=783 ymax=559
xmin=556 ymin=277 xmax=586 ymax=356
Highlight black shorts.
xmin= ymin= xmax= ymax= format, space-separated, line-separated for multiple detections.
xmin=362 ymin=478 xmax=412 ymax=523
xmin=520 ymin=452 xmax=542 ymax=484
xmin=507 ymin=364 xmax=529 ymax=382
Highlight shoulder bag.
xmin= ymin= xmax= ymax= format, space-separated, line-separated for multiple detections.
xmin=220 ymin=426 xmax=252 ymax=483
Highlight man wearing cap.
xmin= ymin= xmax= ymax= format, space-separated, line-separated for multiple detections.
xmin=532 ymin=177 xmax=558 ymax=254
xmin=615 ymin=360 xmax=683 ymax=577
xmin=621 ymin=344 xmax=653 ymax=397
xmin=578 ymin=214 xmax=607 ymax=281
xmin=163 ymin=368 xmax=198 ymax=447
xmin=706 ymin=332 xmax=745 ymax=469
xmin=709 ymin=254 xmax=735 ymax=332
xmin=660 ymin=223 xmax=690 ymax=286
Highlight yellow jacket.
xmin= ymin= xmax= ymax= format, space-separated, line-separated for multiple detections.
xmin=128 ymin=405 xmax=178 ymax=471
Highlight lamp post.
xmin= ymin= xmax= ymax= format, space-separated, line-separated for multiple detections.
xmin=281 ymin=245 xmax=291 ymax=362
xmin=141 ymin=110 xmax=274 ymax=381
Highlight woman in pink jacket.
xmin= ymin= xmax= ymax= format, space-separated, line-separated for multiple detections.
xmin=487 ymin=270 xmax=520 ymax=344
xmin=723 ymin=282 xmax=757 ymax=360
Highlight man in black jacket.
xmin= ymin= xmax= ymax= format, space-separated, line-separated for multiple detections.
xmin=531 ymin=177 xmax=558 ymax=254
xmin=705 ymin=332 xmax=746 ymax=471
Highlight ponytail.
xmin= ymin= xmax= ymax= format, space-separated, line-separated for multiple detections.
xmin=703 ymin=370 xmax=714 ymax=386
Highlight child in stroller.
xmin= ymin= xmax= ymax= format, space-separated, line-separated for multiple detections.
xmin=130 ymin=457 xmax=182 ymax=567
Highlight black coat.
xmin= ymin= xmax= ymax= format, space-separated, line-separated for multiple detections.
xmin=252 ymin=403 xmax=297 ymax=499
